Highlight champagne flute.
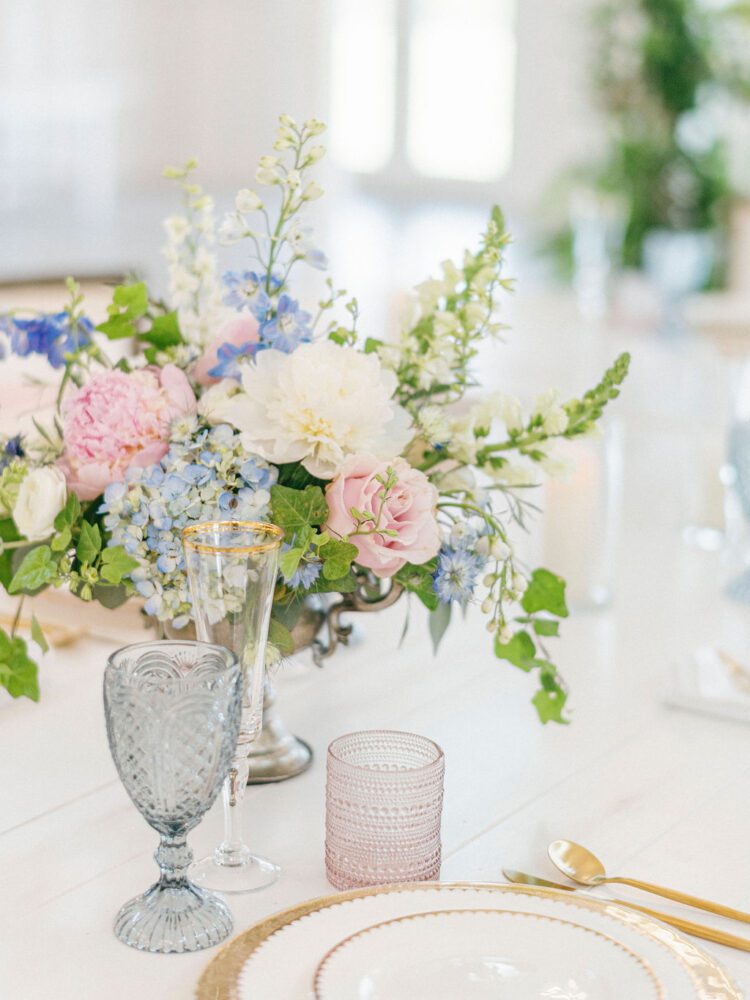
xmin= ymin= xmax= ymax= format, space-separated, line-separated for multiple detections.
xmin=182 ymin=520 xmax=283 ymax=893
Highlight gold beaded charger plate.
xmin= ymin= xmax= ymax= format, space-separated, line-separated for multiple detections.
xmin=194 ymin=882 xmax=742 ymax=1000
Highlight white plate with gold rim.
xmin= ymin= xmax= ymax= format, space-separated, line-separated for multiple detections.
xmin=195 ymin=883 xmax=743 ymax=1000
xmin=313 ymin=908 xmax=665 ymax=999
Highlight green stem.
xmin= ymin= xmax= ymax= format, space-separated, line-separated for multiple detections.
xmin=10 ymin=597 xmax=24 ymax=638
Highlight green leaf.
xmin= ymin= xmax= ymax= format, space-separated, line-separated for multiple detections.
xmin=494 ymin=629 xmax=536 ymax=671
xmin=96 ymin=281 xmax=149 ymax=340
xmin=533 ymin=618 xmax=560 ymax=637
xmin=268 ymin=617 xmax=295 ymax=657
xmin=532 ymin=684 xmax=568 ymax=724
xmin=54 ymin=493 xmax=81 ymax=532
xmin=270 ymin=484 xmax=328 ymax=539
xmin=30 ymin=615 xmax=49 ymax=654
xmin=76 ymin=521 xmax=101 ymax=564
xmin=319 ymin=539 xmax=358 ymax=581
xmin=306 ymin=571 xmax=357 ymax=594
xmin=90 ymin=582 xmax=131 ymax=608
xmin=394 ymin=562 xmax=439 ymax=611
xmin=491 ymin=204 xmax=505 ymax=232
xmin=521 ymin=569 xmax=569 ymax=619
xmin=428 ymin=601 xmax=452 ymax=654
xmin=139 ymin=311 xmax=182 ymax=349
xmin=279 ymin=546 xmax=304 ymax=582
xmin=99 ymin=546 xmax=139 ymax=585
xmin=0 ymin=518 xmax=21 ymax=589
xmin=51 ymin=526 xmax=72 ymax=552
xmin=8 ymin=546 xmax=57 ymax=595
xmin=0 ymin=629 xmax=39 ymax=701
xmin=275 ymin=463 xmax=327 ymax=490
xmin=364 ymin=337 xmax=383 ymax=354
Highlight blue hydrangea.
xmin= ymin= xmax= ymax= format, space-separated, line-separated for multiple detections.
xmin=1 ymin=312 xmax=92 ymax=368
xmin=432 ymin=546 xmax=484 ymax=606
xmin=99 ymin=423 xmax=277 ymax=623
xmin=259 ymin=294 xmax=312 ymax=353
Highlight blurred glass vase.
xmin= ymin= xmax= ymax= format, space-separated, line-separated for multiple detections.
xmin=182 ymin=520 xmax=283 ymax=894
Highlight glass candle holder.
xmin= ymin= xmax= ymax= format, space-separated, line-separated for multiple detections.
xmin=325 ymin=730 xmax=445 ymax=890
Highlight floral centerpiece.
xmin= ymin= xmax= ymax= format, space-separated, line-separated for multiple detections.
xmin=0 ymin=115 xmax=628 ymax=722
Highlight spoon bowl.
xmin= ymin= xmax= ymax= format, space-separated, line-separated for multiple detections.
xmin=548 ymin=839 xmax=607 ymax=886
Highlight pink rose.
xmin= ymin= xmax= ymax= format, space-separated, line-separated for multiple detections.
xmin=58 ymin=365 xmax=197 ymax=500
xmin=191 ymin=314 xmax=260 ymax=386
xmin=325 ymin=454 xmax=441 ymax=578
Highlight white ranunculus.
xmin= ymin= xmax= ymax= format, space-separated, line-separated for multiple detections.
xmin=220 ymin=340 xmax=414 ymax=478
xmin=13 ymin=466 xmax=67 ymax=541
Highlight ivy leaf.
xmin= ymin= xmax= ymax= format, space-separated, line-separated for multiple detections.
xmin=9 ymin=546 xmax=57 ymax=595
xmin=270 ymin=484 xmax=328 ymax=539
xmin=139 ymin=311 xmax=182 ymax=349
xmin=268 ymin=617 xmax=295 ymax=657
xmin=96 ymin=282 xmax=149 ymax=340
xmin=395 ymin=563 xmax=439 ymax=612
xmin=51 ymin=526 xmax=72 ymax=552
xmin=278 ymin=546 xmax=304 ymax=582
xmin=306 ymin=571 xmax=358 ymax=594
xmin=76 ymin=521 xmax=101 ymax=564
xmin=99 ymin=546 xmax=139 ymax=585
xmin=30 ymin=615 xmax=49 ymax=654
xmin=521 ymin=569 xmax=569 ymax=619
xmin=0 ymin=518 xmax=21 ymax=589
xmin=428 ymin=601 xmax=452 ymax=654
xmin=91 ymin=582 xmax=131 ymax=608
xmin=319 ymin=539 xmax=358 ymax=581
xmin=0 ymin=629 xmax=39 ymax=701
xmin=54 ymin=493 xmax=81 ymax=532
xmin=533 ymin=618 xmax=560 ymax=637
xmin=494 ymin=629 xmax=536 ymax=671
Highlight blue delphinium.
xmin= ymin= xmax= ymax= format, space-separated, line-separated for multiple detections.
xmin=432 ymin=545 xmax=484 ymax=606
xmin=100 ymin=423 xmax=277 ymax=625
xmin=208 ymin=340 xmax=258 ymax=380
xmin=1 ymin=312 xmax=92 ymax=368
xmin=222 ymin=270 xmax=280 ymax=321
xmin=259 ymin=294 xmax=312 ymax=353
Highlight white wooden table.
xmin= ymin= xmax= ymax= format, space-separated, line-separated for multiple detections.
xmin=2 ymin=303 xmax=750 ymax=997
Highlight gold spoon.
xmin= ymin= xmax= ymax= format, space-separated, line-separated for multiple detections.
xmin=548 ymin=840 xmax=750 ymax=924
xmin=503 ymin=869 xmax=750 ymax=953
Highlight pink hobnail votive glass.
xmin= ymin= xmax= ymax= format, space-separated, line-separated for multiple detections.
xmin=325 ymin=729 xmax=445 ymax=890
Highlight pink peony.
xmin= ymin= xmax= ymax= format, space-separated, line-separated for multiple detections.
xmin=58 ymin=364 xmax=197 ymax=500
xmin=191 ymin=314 xmax=260 ymax=386
xmin=325 ymin=454 xmax=441 ymax=578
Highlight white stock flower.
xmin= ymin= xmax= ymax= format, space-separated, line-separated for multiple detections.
xmin=418 ymin=405 xmax=451 ymax=446
xmin=164 ymin=216 xmax=190 ymax=243
xmin=220 ymin=340 xmax=414 ymax=478
xmin=302 ymin=181 xmax=324 ymax=201
xmin=235 ymin=188 xmax=263 ymax=213
xmin=218 ymin=213 xmax=249 ymax=245
xmin=542 ymin=407 xmax=569 ymax=435
xmin=498 ymin=394 xmax=524 ymax=433
xmin=13 ymin=466 xmax=67 ymax=541
xmin=488 ymin=459 xmax=541 ymax=488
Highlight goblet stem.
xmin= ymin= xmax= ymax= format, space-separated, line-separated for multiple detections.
xmin=155 ymin=833 xmax=193 ymax=888
xmin=215 ymin=756 xmax=251 ymax=867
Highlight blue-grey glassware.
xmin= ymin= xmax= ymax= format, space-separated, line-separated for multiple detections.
xmin=103 ymin=640 xmax=242 ymax=953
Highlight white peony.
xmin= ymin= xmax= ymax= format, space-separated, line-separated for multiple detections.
xmin=13 ymin=466 xmax=67 ymax=541
xmin=219 ymin=340 xmax=414 ymax=478
xmin=198 ymin=379 xmax=242 ymax=425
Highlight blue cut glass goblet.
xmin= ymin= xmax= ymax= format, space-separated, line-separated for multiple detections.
xmin=103 ymin=640 xmax=242 ymax=953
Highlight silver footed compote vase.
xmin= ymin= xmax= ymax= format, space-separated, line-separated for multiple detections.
xmin=103 ymin=640 xmax=242 ymax=953
xmin=182 ymin=519 xmax=283 ymax=893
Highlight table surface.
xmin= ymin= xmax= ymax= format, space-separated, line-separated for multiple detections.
xmin=3 ymin=299 xmax=750 ymax=998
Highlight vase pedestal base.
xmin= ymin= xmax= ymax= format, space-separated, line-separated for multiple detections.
xmin=246 ymin=678 xmax=313 ymax=784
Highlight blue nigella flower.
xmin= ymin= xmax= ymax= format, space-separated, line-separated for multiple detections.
xmin=432 ymin=546 xmax=484 ymax=606
xmin=3 ymin=312 xmax=92 ymax=368
xmin=208 ymin=340 xmax=258 ymax=380
xmin=259 ymin=294 xmax=312 ymax=354
xmin=288 ymin=559 xmax=322 ymax=590
xmin=0 ymin=435 xmax=24 ymax=471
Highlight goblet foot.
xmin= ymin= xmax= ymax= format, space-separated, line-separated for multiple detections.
xmin=190 ymin=846 xmax=280 ymax=894
xmin=114 ymin=880 xmax=232 ymax=953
